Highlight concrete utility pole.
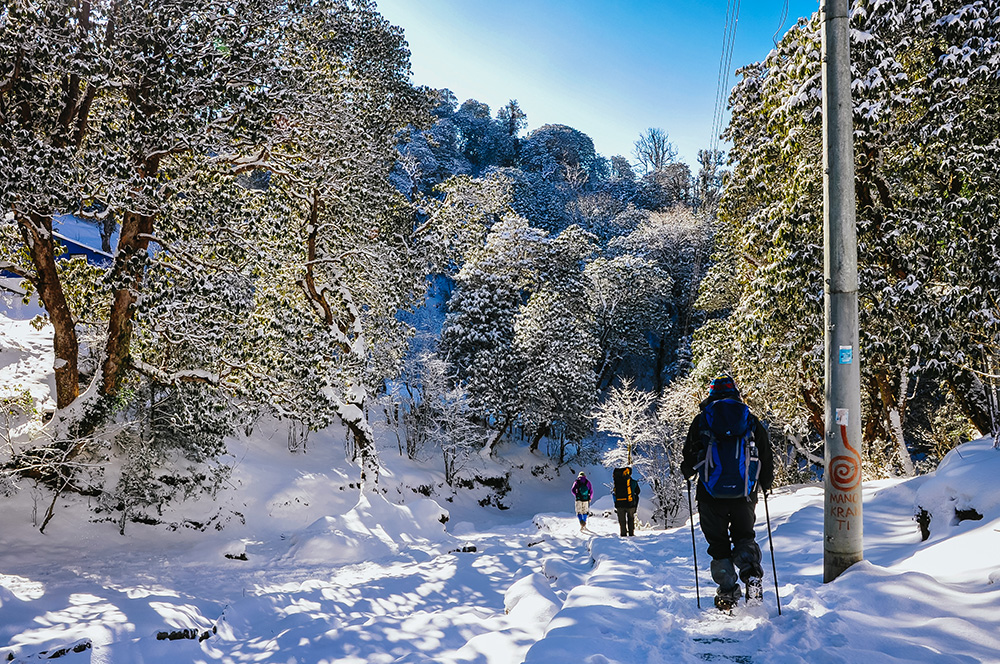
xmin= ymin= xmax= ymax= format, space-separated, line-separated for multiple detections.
xmin=821 ymin=0 xmax=863 ymax=583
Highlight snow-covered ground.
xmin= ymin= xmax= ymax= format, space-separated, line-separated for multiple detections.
xmin=2 ymin=314 xmax=1000 ymax=664
xmin=0 ymin=316 xmax=56 ymax=411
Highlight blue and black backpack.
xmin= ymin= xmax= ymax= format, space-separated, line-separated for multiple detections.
xmin=696 ymin=399 xmax=760 ymax=499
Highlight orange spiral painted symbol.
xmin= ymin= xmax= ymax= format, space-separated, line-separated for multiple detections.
xmin=829 ymin=454 xmax=860 ymax=491
xmin=831 ymin=423 xmax=861 ymax=491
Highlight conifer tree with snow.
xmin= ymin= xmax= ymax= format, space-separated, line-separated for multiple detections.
xmin=515 ymin=225 xmax=600 ymax=458
xmin=608 ymin=206 xmax=713 ymax=390
xmin=440 ymin=216 xmax=547 ymax=453
xmin=585 ymin=253 xmax=672 ymax=391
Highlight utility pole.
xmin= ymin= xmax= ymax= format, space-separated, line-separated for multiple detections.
xmin=821 ymin=0 xmax=863 ymax=582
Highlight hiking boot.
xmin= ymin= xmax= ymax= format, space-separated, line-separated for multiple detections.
xmin=714 ymin=593 xmax=738 ymax=611
xmin=714 ymin=584 xmax=741 ymax=611
xmin=745 ymin=577 xmax=763 ymax=605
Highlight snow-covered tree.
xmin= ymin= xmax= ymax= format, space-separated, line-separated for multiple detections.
xmin=596 ymin=378 xmax=658 ymax=466
xmin=694 ymin=148 xmax=726 ymax=215
xmin=585 ymin=254 xmax=672 ymax=390
xmin=704 ymin=0 xmax=1000 ymax=474
xmin=441 ymin=216 xmax=546 ymax=451
xmin=610 ymin=207 xmax=713 ymax=390
xmin=486 ymin=167 xmax=570 ymax=234
xmin=515 ymin=225 xmax=600 ymax=457
xmin=610 ymin=155 xmax=637 ymax=182
xmin=393 ymin=107 xmax=472 ymax=198
xmin=496 ymin=99 xmax=528 ymax=164
xmin=1 ymin=0 xmax=437 ymax=516
xmin=451 ymin=99 xmax=519 ymax=175
xmin=638 ymin=162 xmax=694 ymax=211
xmin=653 ymin=376 xmax=705 ymax=524
xmin=401 ymin=352 xmax=484 ymax=484
xmin=596 ymin=377 xmax=688 ymax=526
xmin=520 ymin=124 xmax=604 ymax=187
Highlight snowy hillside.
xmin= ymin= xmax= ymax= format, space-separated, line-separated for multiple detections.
xmin=3 ymin=315 xmax=1000 ymax=663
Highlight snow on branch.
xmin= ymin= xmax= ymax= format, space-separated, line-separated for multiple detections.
xmin=217 ymin=147 xmax=272 ymax=175
xmin=0 ymin=261 xmax=30 ymax=279
xmin=129 ymin=358 xmax=226 ymax=388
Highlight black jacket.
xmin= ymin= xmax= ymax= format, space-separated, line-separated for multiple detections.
xmin=681 ymin=395 xmax=774 ymax=494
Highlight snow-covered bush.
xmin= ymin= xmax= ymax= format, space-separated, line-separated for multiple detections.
xmin=652 ymin=377 xmax=701 ymax=524
xmin=595 ymin=378 xmax=688 ymax=526
xmin=400 ymin=351 xmax=485 ymax=485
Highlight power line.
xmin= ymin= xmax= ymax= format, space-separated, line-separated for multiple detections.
xmin=773 ymin=0 xmax=790 ymax=47
xmin=710 ymin=0 xmax=742 ymax=155
xmin=709 ymin=0 xmax=733 ymax=153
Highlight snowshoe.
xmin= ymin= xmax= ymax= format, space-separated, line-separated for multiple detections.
xmin=745 ymin=577 xmax=763 ymax=605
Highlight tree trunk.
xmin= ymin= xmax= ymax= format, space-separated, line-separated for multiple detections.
xmin=863 ymin=384 xmax=888 ymax=446
xmin=100 ymin=214 xmax=115 ymax=254
xmin=946 ymin=367 xmax=994 ymax=436
xmin=653 ymin=333 xmax=669 ymax=395
xmin=874 ymin=367 xmax=914 ymax=476
xmin=338 ymin=406 xmax=379 ymax=487
xmin=799 ymin=379 xmax=826 ymax=439
xmin=19 ymin=212 xmax=80 ymax=409
xmin=5 ymin=2 xmax=99 ymax=411
xmin=529 ymin=422 xmax=549 ymax=453
xmin=481 ymin=414 xmax=511 ymax=459
xmin=101 ymin=210 xmax=154 ymax=397
xmin=595 ymin=349 xmax=619 ymax=393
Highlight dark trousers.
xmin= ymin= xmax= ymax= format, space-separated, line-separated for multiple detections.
xmin=698 ymin=492 xmax=763 ymax=589
xmin=616 ymin=506 xmax=636 ymax=536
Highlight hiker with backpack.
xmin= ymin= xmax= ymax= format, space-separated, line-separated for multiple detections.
xmin=571 ymin=471 xmax=593 ymax=530
xmin=681 ymin=375 xmax=774 ymax=610
xmin=612 ymin=466 xmax=640 ymax=537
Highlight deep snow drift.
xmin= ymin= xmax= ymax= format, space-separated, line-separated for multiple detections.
xmin=2 ymin=313 xmax=1000 ymax=664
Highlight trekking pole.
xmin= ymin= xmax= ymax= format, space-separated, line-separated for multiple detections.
xmin=763 ymin=490 xmax=781 ymax=615
xmin=686 ymin=477 xmax=701 ymax=609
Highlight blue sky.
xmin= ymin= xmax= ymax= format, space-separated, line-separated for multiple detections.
xmin=376 ymin=0 xmax=820 ymax=168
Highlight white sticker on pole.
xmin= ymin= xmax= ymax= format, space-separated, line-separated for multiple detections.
xmin=835 ymin=408 xmax=849 ymax=427
xmin=839 ymin=345 xmax=853 ymax=364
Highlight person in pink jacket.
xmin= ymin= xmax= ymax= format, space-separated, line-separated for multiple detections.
xmin=571 ymin=472 xmax=593 ymax=530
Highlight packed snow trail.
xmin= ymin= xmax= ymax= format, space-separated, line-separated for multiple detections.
xmin=523 ymin=476 xmax=1000 ymax=664
xmin=0 ymin=508 xmax=615 ymax=664
xmin=522 ymin=521 xmax=773 ymax=664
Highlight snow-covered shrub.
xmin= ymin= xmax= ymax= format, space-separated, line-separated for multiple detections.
xmin=652 ymin=377 xmax=701 ymax=525
xmin=400 ymin=351 xmax=486 ymax=484
xmin=92 ymin=382 xmax=237 ymax=534
xmin=1 ymin=388 xmax=39 ymax=465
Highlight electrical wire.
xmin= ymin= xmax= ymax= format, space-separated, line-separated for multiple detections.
xmin=773 ymin=0 xmax=790 ymax=47
xmin=709 ymin=0 xmax=733 ymax=153
xmin=710 ymin=0 xmax=742 ymax=154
